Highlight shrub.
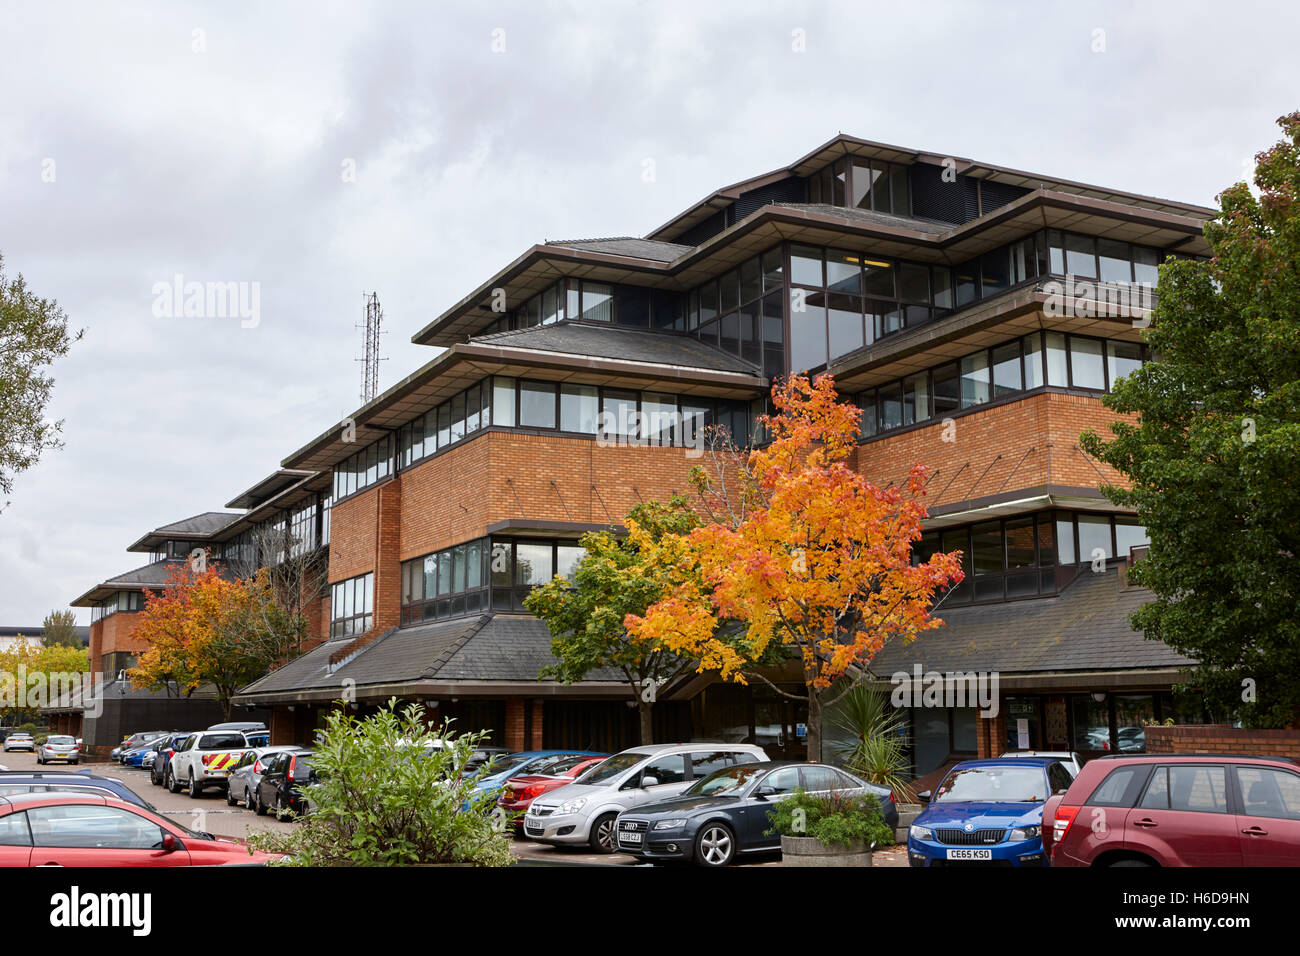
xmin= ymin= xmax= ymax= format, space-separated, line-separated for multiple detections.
xmin=766 ymin=788 xmax=894 ymax=849
xmin=248 ymin=700 xmax=514 ymax=867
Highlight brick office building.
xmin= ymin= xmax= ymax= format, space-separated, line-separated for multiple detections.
xmin=70 ymin=134 xmax=1216 ymax=770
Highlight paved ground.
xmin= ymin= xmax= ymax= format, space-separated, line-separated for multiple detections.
xmin=2 ymin=751 xmax=908 ymax=866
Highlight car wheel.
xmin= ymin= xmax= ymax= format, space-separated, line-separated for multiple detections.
xmin=188 ymin=773 xmax=203 ymax=799
xmin=166 ymin=769 xmax=180 ymax=794
xmin=226 ymin=786 xmax=239 ymax=807
xmin=588 ymin=813 xmax=619 ymax=854
xmin=244 ymin=786 xmax=255 ymax=810
xmin=695 ymin=823 xmax=736 ymax=867
xmin=1109 ymin=859 xmax=1155 ymax=867
xmin=254 ymin=789 xmax=267 ymax=816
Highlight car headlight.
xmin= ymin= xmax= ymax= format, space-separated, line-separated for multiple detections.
xmin=1009 ymin=825 xmax=1041 ymax=841
xmin=653 ymin=819 xmax=687 ymax=830
xmin=909 ymin=824 xmax=934 ymax=841
xmin=557 ymin=798 xmax=587 ymax=814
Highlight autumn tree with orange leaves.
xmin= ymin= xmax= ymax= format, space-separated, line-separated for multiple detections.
xmin=130 ymin=561 xmax=304 ymax=720
xmin=625 ymin=374 xmax=964 ymax=761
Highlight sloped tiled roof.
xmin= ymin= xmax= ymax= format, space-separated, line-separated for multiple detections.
xmin=869 ymin=568 xmax=1194 ymax=676
xmin=472 ymin=322 xmax=761 ymax=375
xmin=544 ymin=237 xmax=693 ymax=262
xmin=771 ymin=202 xmax=953 ymax=236
xmin=150 ymin=512 xmax=243 ymax=537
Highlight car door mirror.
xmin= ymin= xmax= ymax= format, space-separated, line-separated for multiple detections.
xmin=641 ymin=776 xmax=659 ymax=788
xmin=160 ymin=833 xmax=177 ymax=853
xmin=755 ymin=786 xmax=775 ymax=800
xmin=918 ymin=790 xmax=932 ymax=801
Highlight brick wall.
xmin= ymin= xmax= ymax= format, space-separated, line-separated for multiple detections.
xmin=852 ymin=391 xmax=1135 ymax=501
xmin=1147 ymin=724 xmax=1300 ymax=760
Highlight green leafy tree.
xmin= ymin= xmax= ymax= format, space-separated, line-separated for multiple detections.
xmin=248 ymin=700 xmax=513 ymax=866
xmin=41 ymin=609 xmax=80 ymax=648
xmin=0 ymin=254 xmax=82 ymax=504
xmin=524 ymin=497 xmax=704 ymax=745
xmin=1081 ymin=112 xmax=1300 ymax=728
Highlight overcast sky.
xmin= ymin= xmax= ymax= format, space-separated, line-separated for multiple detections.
xmin=1 ymin=0 xmax=1297 ymax=627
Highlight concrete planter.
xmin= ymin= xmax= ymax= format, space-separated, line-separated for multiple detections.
xmin=779 ymin=834 xmax=872 ymax=867
xmin=895 ymin=803 xmax=923 ymax=844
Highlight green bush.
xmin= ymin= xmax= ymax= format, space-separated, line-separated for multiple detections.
xmin=766 ymin=788 xmax=894 ymax=849
xmin=248 ymin=700 xmax=514 ymax=867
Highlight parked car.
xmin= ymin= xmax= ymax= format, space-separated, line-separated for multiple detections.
xmin=253 ymin=750 xmax=315 ymax=819
xmin=466 ymin=746 xmax=515 ymax=772
xmin=1045 ymin=753 xmax=1300 ymax=867
xmin=36 ymin=735 xmax=81 ymax=765
xmin=0 ymin=791 xmax=278 ymax=866
xmin=472 ymin=750 xmax=606 ymax=795
xmin=999 ymin=750 xmax=1084 ymax=777
xmin=499 ymin=757 xmax=609 ymax=822
xmin=227 ymin=746 xmax=304 ymax=808
xmin=119 ymin=734 xmax=173 ymax=768
xmin=615 ymin=760 xmax=898 ymax=866
xmin=111 ymin=731 xmax=168 ymax=762
xmin=149 ymin=733 xmax=193 ymax=787
xmin=207 ymin=721 xmax=268 ymax=733
xmin=0 ymin=770 xmax=157 ymax=810
xmin=1117 ymin=727 xmax=1147 ymax=753
xmin=167 ymin=730 xmax=262 ymax=798
xmin=3 ymin=733 xmax=35 ymax=753
xmin=908 ymin=757 xmax=1074 ymax=867
xmin=523 ymin=743 xmax=769 ymax=853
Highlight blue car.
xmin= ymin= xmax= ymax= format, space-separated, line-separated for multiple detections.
xmin=907 ymin=757 xmax=1075 ymax=867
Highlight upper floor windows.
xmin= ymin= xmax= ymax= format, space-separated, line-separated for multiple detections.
xmin=333 ymin=435 xmax=392 ymax=502
xmin=514 ymin=279 xmax=685 ymax=332
xmin=91 ymin=590 xmax=144 ymax=622
xmin=808 ymin=156 xmax=911 ymax=217
xmin=330 ymin=572 xmax=373 ymax=639
xmin=148 ymin=540 xmax=196 ymax=563
xmin=688 ymin=247 xmax=785 ymax=378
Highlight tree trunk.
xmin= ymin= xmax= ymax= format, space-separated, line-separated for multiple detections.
xmin=638 ymin=699 xmax=654 ymax=746
xmin=806 ymin=689 xmax=823 ymax=763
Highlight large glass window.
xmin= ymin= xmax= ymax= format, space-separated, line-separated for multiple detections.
xmin=1069 ymin=336 xmax=1106 ymax=390
xmin=960 ymin=353 xmax=990 ymax=408
xmin=330 ymin=572 xmax=373 ymax=638
xmin=991 ymin=342 xmax=1022 ymax=397
xmin=560 ymin=384 xmax=598 ymax=434
xmin=790 ymin=295 xmax=828 ymax=373
xmin=519 ymin=381 xmax=557 ymax=429
xmin=1107 ymin=340 xmax=1144 ymax=386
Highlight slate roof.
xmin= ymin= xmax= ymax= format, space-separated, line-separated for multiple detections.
xmin=869 ymin=568 xmax=1194 ymax=676
xmin=544 ymin=237 xmax=693 ymax=262
xmin=471 ymin=322 xmax=762 ymax=375
xmin=235 ymin=614 xmax=623 ymax=701
xmin=772 ymin=202 xmax=954 ymax=236
xmin=149 ymin=512 xmax=243 ymax=537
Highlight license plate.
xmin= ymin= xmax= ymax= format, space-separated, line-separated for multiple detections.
xmin=619 ymin=832 xmax=643 ymax=845
xmin=946 ymin=848 xmax=992 ymax=860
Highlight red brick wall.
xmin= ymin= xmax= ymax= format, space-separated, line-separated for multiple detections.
xmin=852 ymin=391 xmax=1135 ymax=501
xmin=328 ymin=484 xmax=383 ymax=583
xmin=1147 ymin=724 xmax=1300 ymax=760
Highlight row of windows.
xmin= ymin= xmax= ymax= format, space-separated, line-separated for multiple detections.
xmin=913 ymin=510 xmax=1148 ymax=606
xmin=333 ymin=435 xmax=393 ymax=502
xmin=514 ymin=279 xmax=687 ymax=332
xmin=396 ymin=378 xmax=493 ymax=469
xmin=90 ymin=590 xmax=144 ymax=622
xmin=399 ymin=537 xmax=586 ymax=623
xmin=220 ymin=494 xmax=331 ymax=568
xmin=329 ymin=572 xmax=373 ymax=639
xmin=147 ymin=540 xmax=195 ymax=563
xmin=855 ymin=331 xmax=1147 ymax=437
xmin=807 ymin=155 xmax=912 ymax=217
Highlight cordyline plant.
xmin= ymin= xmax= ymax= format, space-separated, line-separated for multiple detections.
xmin=248 ymin=701 xmax=514 ymax=867
xmin=625 ymin=374 xmax=964 ymax=761
xmin=1080 ymin=111 xmax=1300 ymax=728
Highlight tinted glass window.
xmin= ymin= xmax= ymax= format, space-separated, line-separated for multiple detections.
xmin=801 ymin=767 xmax=844 ymax=792
xmin=762 ymin=767 xmax=800 ymax=794
xmin=1168 ymin=766 xmax=1228 ymax=813
xmin=1236 ymin=767 xmax=1300 ymax=820
xmin=1087 ymin=766 xmax=1148 ymax=807
xmin=0 ymin=812 xmax=31 ymax=845
xmin=28 ymin=805 xmax=166 ymax=850
xmin=689 ymin=752 xmax=733 ymax=779
xmin=641 ymin=755 xmax=687 ymax=786
xmin=198 ymin=734 xmax=246 ymax=750
xmin=519 ymin=381 xmax=557 ymax=429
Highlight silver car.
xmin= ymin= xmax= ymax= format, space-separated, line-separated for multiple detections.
xmin=226 ymin=745 xmax=304 ymax=808
xmin=999 ymin=750 xmax=1084 ymax=777
xmin=523 ymin=742 xmax=769 ymax=853
xmin=36 ymin=735 xmax=81 ymax=765
xmin=3 ymin=733 xmax=35 ymax=753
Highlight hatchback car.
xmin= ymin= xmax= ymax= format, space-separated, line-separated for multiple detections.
xmin=36 ymin=736 xmax=81 ymax=765
xmin=3 ymin=733 xmax=35 ymax=753
xmin=227 ymin=746 xmax=304 ymax=808
xmin=616 ymin=761 xmax=898 ymax=866
xmin=0 ymin=791 xmax=277 ymax=866
xmin=523 ymin=743 xmax=769 ymax=853
xmin=1045 ymin=753 xmax=1300 ymax=867
xmin=253 ymin=750 xmax=315 ymax=819
xmin=908 ymin=757 xmax=1074 ymax=867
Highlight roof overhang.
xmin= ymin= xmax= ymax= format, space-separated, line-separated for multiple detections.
xmin=225 ymin=469 xmax=316 ymax=510
xmin=233 ymin=678 xmax=633 ymax=707
xmin=281 ymin=342 xmax=767 ymax=472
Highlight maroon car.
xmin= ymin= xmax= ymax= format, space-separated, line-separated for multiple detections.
xmin=1046 ymin=753 xmax=1300 ymax=866
xmin=499 ymin=756 xmax=608 ymax=823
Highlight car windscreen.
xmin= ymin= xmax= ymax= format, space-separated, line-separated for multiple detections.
xmin=684 ymin=765 xmax=765 ymax=797
xmin=934 ymin=766 xmax=1047 ymax=803
xmin=573 ymin=752 xmax=646 ymax=786
xmin=197 ymin=734 xmax=247 ymax=750
xmin=476 ymin=754 xmax=531 ymax=777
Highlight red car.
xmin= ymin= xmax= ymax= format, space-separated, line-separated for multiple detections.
xmin=0 ymin=791 xmax=280 ymax=866
xmin=499 ymin=755 xmax=608 ymax=822
xmin=1046 ymin=754 xmax=1300 ymax=867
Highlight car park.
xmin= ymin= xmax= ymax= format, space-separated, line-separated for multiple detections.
xmin=227 ymin=746 xmax=305 ymax=808
xmin=523 ymin=743 xmax=769 ymax=853
xmin=35 ymin=736 xmax=81 ymax=765
xmin=908 ymin=757 xmax=1074 ymax=867
xmin=615 ymin=760 xmax=898 ymax=866
xmin=999 ymin=751 xmax=1084 ymax=777
xmin=1045 ymin=753 xmax=1300 ymax=867
xmin=253 ymin=750 xmax=315 ymax=819
xmin=499 ymin=757 xmax=609 ymax=822
xmin=111 ymin=731 xmax=168 ymax=762
xmin=0 ymin=791 xmax=278 ymax=866
xmin=2 ymin=733 xmax=35 ymax=754
xmin=0 ymin=770 xmax=157 ymax=811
